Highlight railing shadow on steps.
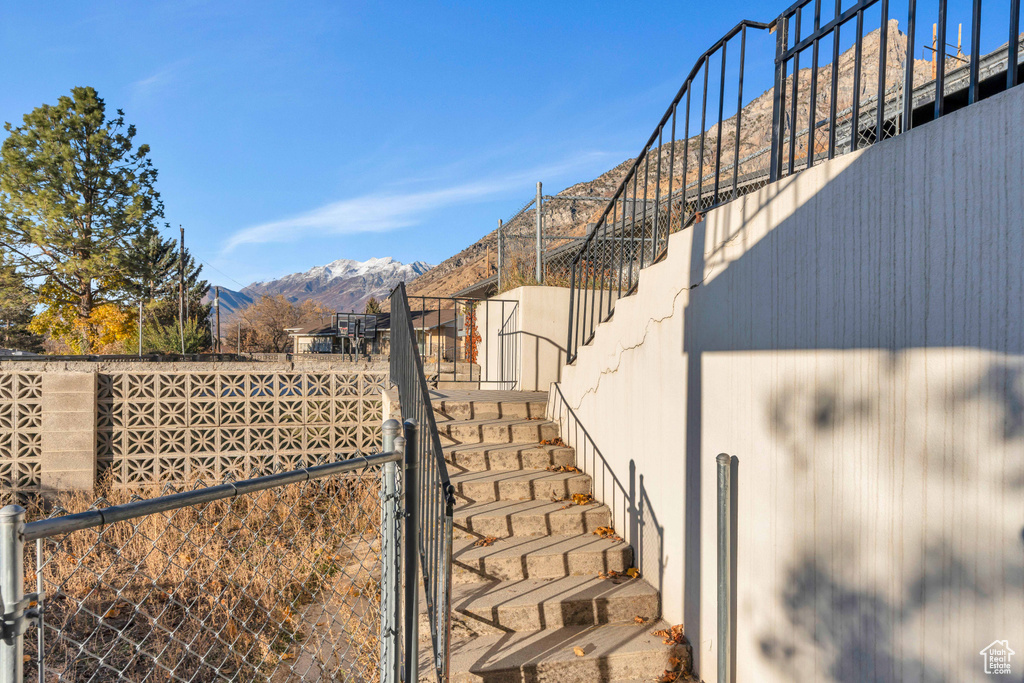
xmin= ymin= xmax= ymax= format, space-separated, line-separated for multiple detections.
xmin=547 ymin=382 xmax=665 ymax=602
xmin=389 ymin=282 xmax=457 ymax=682
xmin=566 ymin=0 xmax=1024 ymax=363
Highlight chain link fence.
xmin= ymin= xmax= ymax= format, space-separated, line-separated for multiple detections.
xmin=3 ymin=448 xmax=404 ymax=683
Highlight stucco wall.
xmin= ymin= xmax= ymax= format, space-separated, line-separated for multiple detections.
xmin=556 ymin=85 xmax=1024 ymax=682
xmin=480 ymin=287 xmax=571 ymax=391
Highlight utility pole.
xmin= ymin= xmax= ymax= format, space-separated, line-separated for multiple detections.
xmin=215 ymin=286 xmax=221 ymax=353
xmin=178 ymin=226 xmax=186 ymax=354
xmin=497 ymin=218 xmax=503 ymax=292
xmin=138 ymin=299 xmax=143 ymax=357
xmin=535 ymin=181 xmax=543 ymax=284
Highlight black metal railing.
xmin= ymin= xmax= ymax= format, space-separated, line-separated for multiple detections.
xmin=389 ymin=283 xmax=455 ymax=681
xmin=567 ymin=0 xmax=1023 ymax=364
xmin=409 ymin=295 xmax=520 ymax=390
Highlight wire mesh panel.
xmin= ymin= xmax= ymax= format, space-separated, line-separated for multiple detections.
xmin=21 ymin=458 xmax=399 ymax=683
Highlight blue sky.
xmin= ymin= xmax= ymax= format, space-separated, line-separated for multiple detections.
xmin=1 ymin=0 xmax=770 ymax=289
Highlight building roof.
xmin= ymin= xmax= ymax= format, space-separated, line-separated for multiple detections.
xmin=286 ymin=323 xmax=336 ymax=337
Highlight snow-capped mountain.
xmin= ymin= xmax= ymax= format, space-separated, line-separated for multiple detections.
xmin=210 ymin=257 xmax=432 ymax=316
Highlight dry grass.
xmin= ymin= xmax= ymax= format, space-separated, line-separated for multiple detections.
xmin=18 ymin=474 xmax=385 ymax=682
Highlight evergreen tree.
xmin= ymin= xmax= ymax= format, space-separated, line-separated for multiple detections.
xmin=0 ymin=87 xmax=163 ymax=351
xmin=364 ymin=297 xmax=382 ymax=314
xmin=0 ymin=256 xmax=43 ymax=352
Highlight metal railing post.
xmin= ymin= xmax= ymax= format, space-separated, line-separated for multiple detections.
xmin=716 ymin=454 xmax=732 ymax=683
xmin=437 ymin=488 xmax=455 ymax=682
xmin=380 ymin=419 xmax=402 ymax=683
xmin=535 ymin=181 xmax=543 ymax=284
xmin=0 ymin=505 xmax=26 ymax=683
xmin=402 ymin=420 xmax=419 ymax=683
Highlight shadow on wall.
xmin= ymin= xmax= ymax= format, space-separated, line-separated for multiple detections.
xmin=548 ymin=383 xmax=664 ymax=597
xmin=676 ymin=89 xmax=1024 ymax=679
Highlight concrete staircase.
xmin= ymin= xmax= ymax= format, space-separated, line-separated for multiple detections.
xmin=420 ymin=389 xmax=693 ymax=683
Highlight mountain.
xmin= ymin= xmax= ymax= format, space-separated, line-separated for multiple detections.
xmin=208 ymin=257 xmax=432 ymax=317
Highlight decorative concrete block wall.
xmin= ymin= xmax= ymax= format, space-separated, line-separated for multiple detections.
xmin=0 ymin=364 xmax=387 ymax=492
xmin=0 ymin=373 xmax=43 ymax=491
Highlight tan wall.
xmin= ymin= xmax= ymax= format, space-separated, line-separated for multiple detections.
xmin=555 ymin=86 xmax=1024 ymax=681
xmin=480 ymin=287 xmax=572 ymax=391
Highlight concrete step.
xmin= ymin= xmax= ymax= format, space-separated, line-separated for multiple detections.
xmin=452 ymin=534 xmax=632 ymax=584
xmin=422 ymin=576 xmax=660 ymax=636
xmin=437 ymin=417 xmax=559 ymax=445
xmin=426 ymin=620 xmax=691 ymax=683
xmin=455 ymin=499 xmax=611 ymax=538
xmin=454 ymin=576 xmax=660 ymax=633
xmin=445 ymin=442 xmax=576 ymax=472
xmin=433 ymin=398 xmax=548 ymax=421
xmin=452 ymin=469 xmax=591 ymax=503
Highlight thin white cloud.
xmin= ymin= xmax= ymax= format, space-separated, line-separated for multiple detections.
xmin=221 ymin=152 xmax=613 ymax=253
xmin=131 ymin=60 xmax=188 ymax=100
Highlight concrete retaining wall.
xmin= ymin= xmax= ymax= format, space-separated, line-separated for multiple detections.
xmin=555 ymin=85 xmax=1024 ymax=681
xmin=480 ymin=286 xmax=572 ymax=392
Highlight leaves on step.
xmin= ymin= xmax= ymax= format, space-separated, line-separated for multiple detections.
xmin=597 ymin=568 xmax=639 ymax=582
xmin=592 ymin=526 xmax=623 ymax=542
xmin=473 ymin=536 xmax=499 ymax=547
xmin=545 ymin=464 xmax=579 ymax=473
xmin=573 ymin=646 xmax=586 ymax=657
xmin=657 ymin=652 xmax=685 ymax=682
xmin=634 ymin=615 xmax=648 ymax=624
xmin=651 ymin=624 xmax=687 ymax=645
xmin=571 ymin=493 xmax=593 ymax=505
xmin=540 ymin=437 xmax=567 ymax=447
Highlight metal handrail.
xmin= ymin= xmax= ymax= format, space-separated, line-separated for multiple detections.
xmin=389 ymin=282 xmax=455 ymax=682
xmin=566 ymin=0 xmax=1023 ymax=364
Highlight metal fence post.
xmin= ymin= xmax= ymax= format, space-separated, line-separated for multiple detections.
xmin=716 ymin=454 xmax=732 ymax=683
xmin=380 ymin=419 xmax=402 ymax=683
xmin=0 ymin=505 xmax=26 ymax=683
xmin=535 ymin=181 xmax=543 ymax=284
xmin=402 ymin=420 xmax=419 ymax=683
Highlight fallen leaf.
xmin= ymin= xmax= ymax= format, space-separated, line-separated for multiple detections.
xmin=540 ymin=438 xmax=568 ymax=447
xmin=626 ymin=567 xmax=641 ymax=579
xmin=473 ymin=536 xmax=499 ymax=547
xmin=22 ymin=655 xmax=30 ymax=663
xmin=571 ymin=493 xmax=593 ymax=505
xmin=669 ymin=655 xmax=681 ymax=668
xmin=545 ymin=464 xmax=579 ymax=473
xmin=634 ymin=616 xmax=647 ymax=624
xmin=573 ymin=646 xmax=585 ymax=657
xmin=280 ymin=652 xmax=295 ymax=661
xmin=102 ymin=607 xmax=121 ymax=619
xmin=652 ymin=624 xmax=687 ymax=645
xmin=657 ymin=671 xmax=680 ymax=682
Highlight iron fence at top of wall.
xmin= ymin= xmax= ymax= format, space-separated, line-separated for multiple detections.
xmin=566 ymin=0 xmax=1023 ymax=363
xmin=0 ymin=450 xmax=404 ymax=683
xmin=388 ymin=283 xmax=454 ymax=682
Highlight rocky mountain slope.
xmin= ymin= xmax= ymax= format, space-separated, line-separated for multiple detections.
xmin=209 ymin=257 xmax=431 ymax=316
